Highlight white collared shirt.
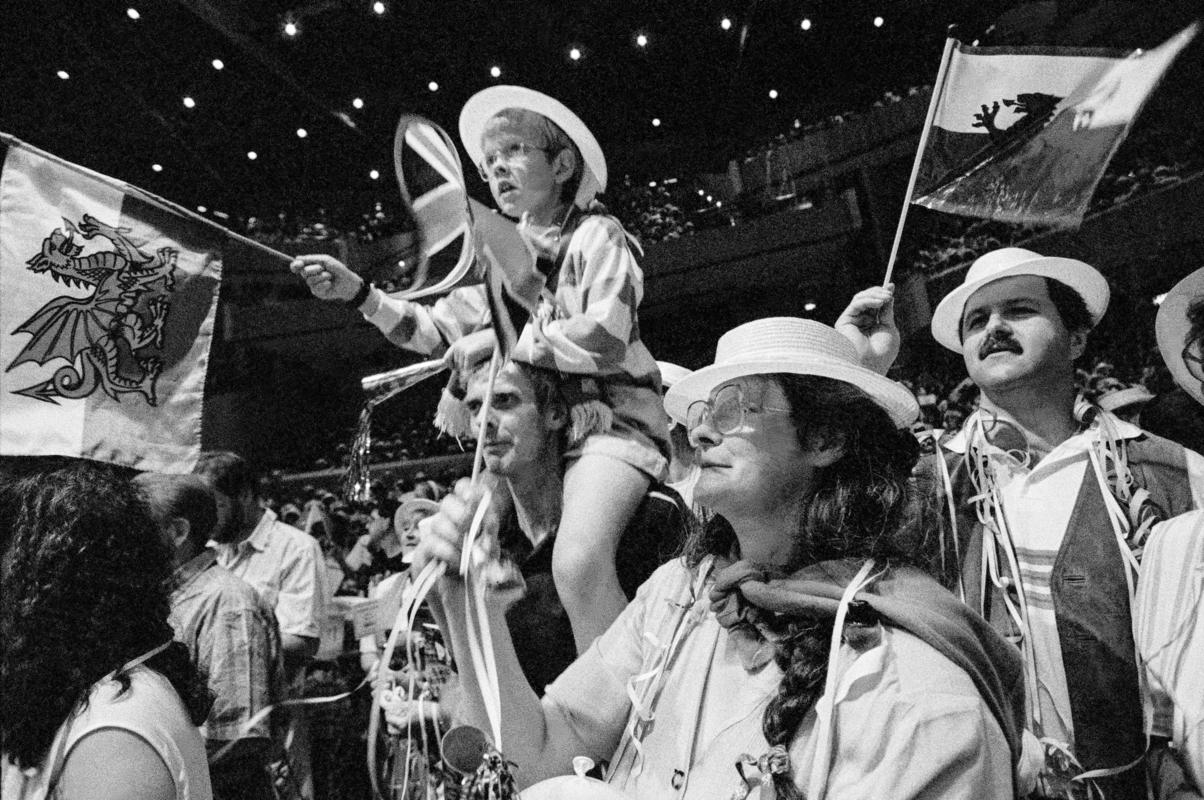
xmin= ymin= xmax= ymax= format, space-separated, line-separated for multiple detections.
xmin=943 ymin=411 xmax=1204 ymax=750
xmin=213 ymin=508 xmax=331 ymax=639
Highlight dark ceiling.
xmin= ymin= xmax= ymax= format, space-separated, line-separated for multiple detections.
xmin=2 ymin=0 xmax=1198 ymax=223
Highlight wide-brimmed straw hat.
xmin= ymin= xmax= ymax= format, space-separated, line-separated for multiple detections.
xmin=930 ymin=247 xmax=1110 ymax=352
xmin=459 ymin=85 xmax=606 ymax=208
xmin=664 ymin=318 xmax=918 ymax=429
xmin=1156 ymin=266 xmax=1204 ymax=405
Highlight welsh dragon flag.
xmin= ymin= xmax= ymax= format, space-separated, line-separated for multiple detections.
xmin=911 ymin=23 xmax=1197 ymax=227
xmin=0 ymin=134 xmax=230 ymax=472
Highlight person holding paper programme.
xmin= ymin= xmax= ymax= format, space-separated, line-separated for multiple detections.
xmin=291 ymin=86 xmax=668 ymax=654
xmin=411 ymin=318 xmax=1032 ymax=799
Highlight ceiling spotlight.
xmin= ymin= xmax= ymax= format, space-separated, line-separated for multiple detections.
xmin=182 ymin=96 xmax=196 ymax=109
xmin=197 ymin=205 xmax=207 ymax=213
xmin=151 ymin=163 xmax=163 ymax=172
xmin=768 ymin=89 xmax=779 ymax=99
xmin=283 ymin=20 xmax=298 ymax=37
xmin=636 ymin=33 xmax=648 ymax=48
xmin=489 ymin=65 xmax=502 ymax=78
xmin=569 ymin=47 xmax=582 ymax=61
xmin=372 ymin=1 xmax=386 ymax=14
xmin=716 ymin=201 xmax=723 ymax=207
xmin=247 ymin=151 xmax=258 ymax=160
xmin=649 ymin=181 xmax=657 ymax=188
xmin=369 ymin=169 xmax=380 ymax=180
xmin=352 ymin=97 xmax=364 ymax=109
xmin=428 ymin=80 xmax=439 ymax=91
xmin=804 ymin=301 xmax=817 ymax=312
xmin=126 ymin=7 xmax=140 ymax=20
xmin=873 ymin=15 xmax=884 ymax=27
xmin=296 ymin=128 xmax=307 ymax=138
xmin=651 ymin=118 xmax=661 ymax=127
xmin=697 ymin=189 xmax=705 ymax=195
xmin=720 ymin=17 xmax=732 ymax=30
xmin=211 ymin=58 xmax=224 ymax=70
xmin=801 ymin=18 xmax=812 ymax=31
xmin=56 ymin=70 xmax=69 ymax=80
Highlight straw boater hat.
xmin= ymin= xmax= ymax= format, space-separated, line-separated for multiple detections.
xmin=930 ymin=248 xmax=1111 ymax=352
xmin=664 ymin=318 xmax=918 ymax=429
xmin=459 ymin=85 xmax=607 ymax=209
xmin=1156 ymin=266 xmax=1204 ymax=405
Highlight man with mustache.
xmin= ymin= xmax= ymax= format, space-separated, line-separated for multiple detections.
xmin=922 ymin=248 xmax=1204 ymax=798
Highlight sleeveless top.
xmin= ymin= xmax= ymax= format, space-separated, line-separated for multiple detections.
xmin=0 ymin=665 xmax=212 ymax=800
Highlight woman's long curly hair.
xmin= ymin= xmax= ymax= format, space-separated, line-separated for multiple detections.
xmin=0 ymin=459 xmax=211 ymax=770
xmin=683 ymin=374 xmax=942 ymax=799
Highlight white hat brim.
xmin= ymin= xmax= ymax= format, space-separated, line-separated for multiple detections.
xmin=931 ymin=255 xmax=1110 ymax=352
xmin=664 ymin=357 xmax=919 ymax=430
xmin=459 ymin=86 xmax=606 ymax=208
xmin=1156 ymin=266 xmax=1204 ymax=405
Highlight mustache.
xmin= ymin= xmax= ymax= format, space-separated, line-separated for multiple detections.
xmin=978 ymin=333 xmax=1022 ymax=359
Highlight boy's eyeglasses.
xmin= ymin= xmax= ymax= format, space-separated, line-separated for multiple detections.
xmin=1183 ymin=341 xmax=1204 ymax=384
xmin=477 ymin=141 xmax=555 ymax=181
xmin=686 ymin=383 xmax=791 ymax=435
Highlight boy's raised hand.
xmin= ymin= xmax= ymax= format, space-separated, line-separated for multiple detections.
xmin=835 ymin=283 xmax=901 ymax=375
xmin=290 ymin=254 xmax=363 ymax=303
xmin=444 ymin=328 xmax=497 ymax=374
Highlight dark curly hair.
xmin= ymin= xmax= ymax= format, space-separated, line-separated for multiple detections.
xmin=0 ymin=459 xmax=211 ymax=770
xmin=683 ymin=374 xmax=940 ymax=799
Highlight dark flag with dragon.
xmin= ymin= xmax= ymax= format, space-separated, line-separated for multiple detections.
xmin=910 ymin=24 xmax=1196 ymax=227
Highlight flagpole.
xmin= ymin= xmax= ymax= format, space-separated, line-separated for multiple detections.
xmin=882 ymin=29 xmax=959 ymax=286
xmin=0 ymin=131 xmax=295 ymax=267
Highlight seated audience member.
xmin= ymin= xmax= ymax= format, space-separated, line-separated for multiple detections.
xmin=455 ymin=358 xmax=687 ymax=693
xmin=135 ymin=472 xmax=286 ymax=800
xmin=1135 ymin=266 xmax=1204 ymax=796
xmin=0 ymin=460 xmax=213 ymax=800
xmin=413 ymin=319 xmax=1030 ymax=798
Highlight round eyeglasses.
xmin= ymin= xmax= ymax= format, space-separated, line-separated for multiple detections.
xmin=477 ymin=141 xmax=556 ymax=182
xmin=1183 ymin=341 xmax=1204 ymax=385
xmin=686 ymin=383 xmax=791 ymax=435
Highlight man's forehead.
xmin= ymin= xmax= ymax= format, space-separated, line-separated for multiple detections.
xmin=963 ymin=274 xmax=1050 ymax=315
xmin=465 ymin=361 xmax=532 ymax=399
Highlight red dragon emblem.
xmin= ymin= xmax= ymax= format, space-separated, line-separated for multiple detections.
xmin=7 ymin=214 xmax=177 ymax=405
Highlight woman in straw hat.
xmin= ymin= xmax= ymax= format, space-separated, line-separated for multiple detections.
xmin=413 ymin=318 xmax=1032 ymax=799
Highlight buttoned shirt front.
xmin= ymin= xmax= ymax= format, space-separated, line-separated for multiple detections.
xmin=214 ymin=508 xmax=331 ymax=640
xmin=1135 ymin=511 xmax=1204 ymax=789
